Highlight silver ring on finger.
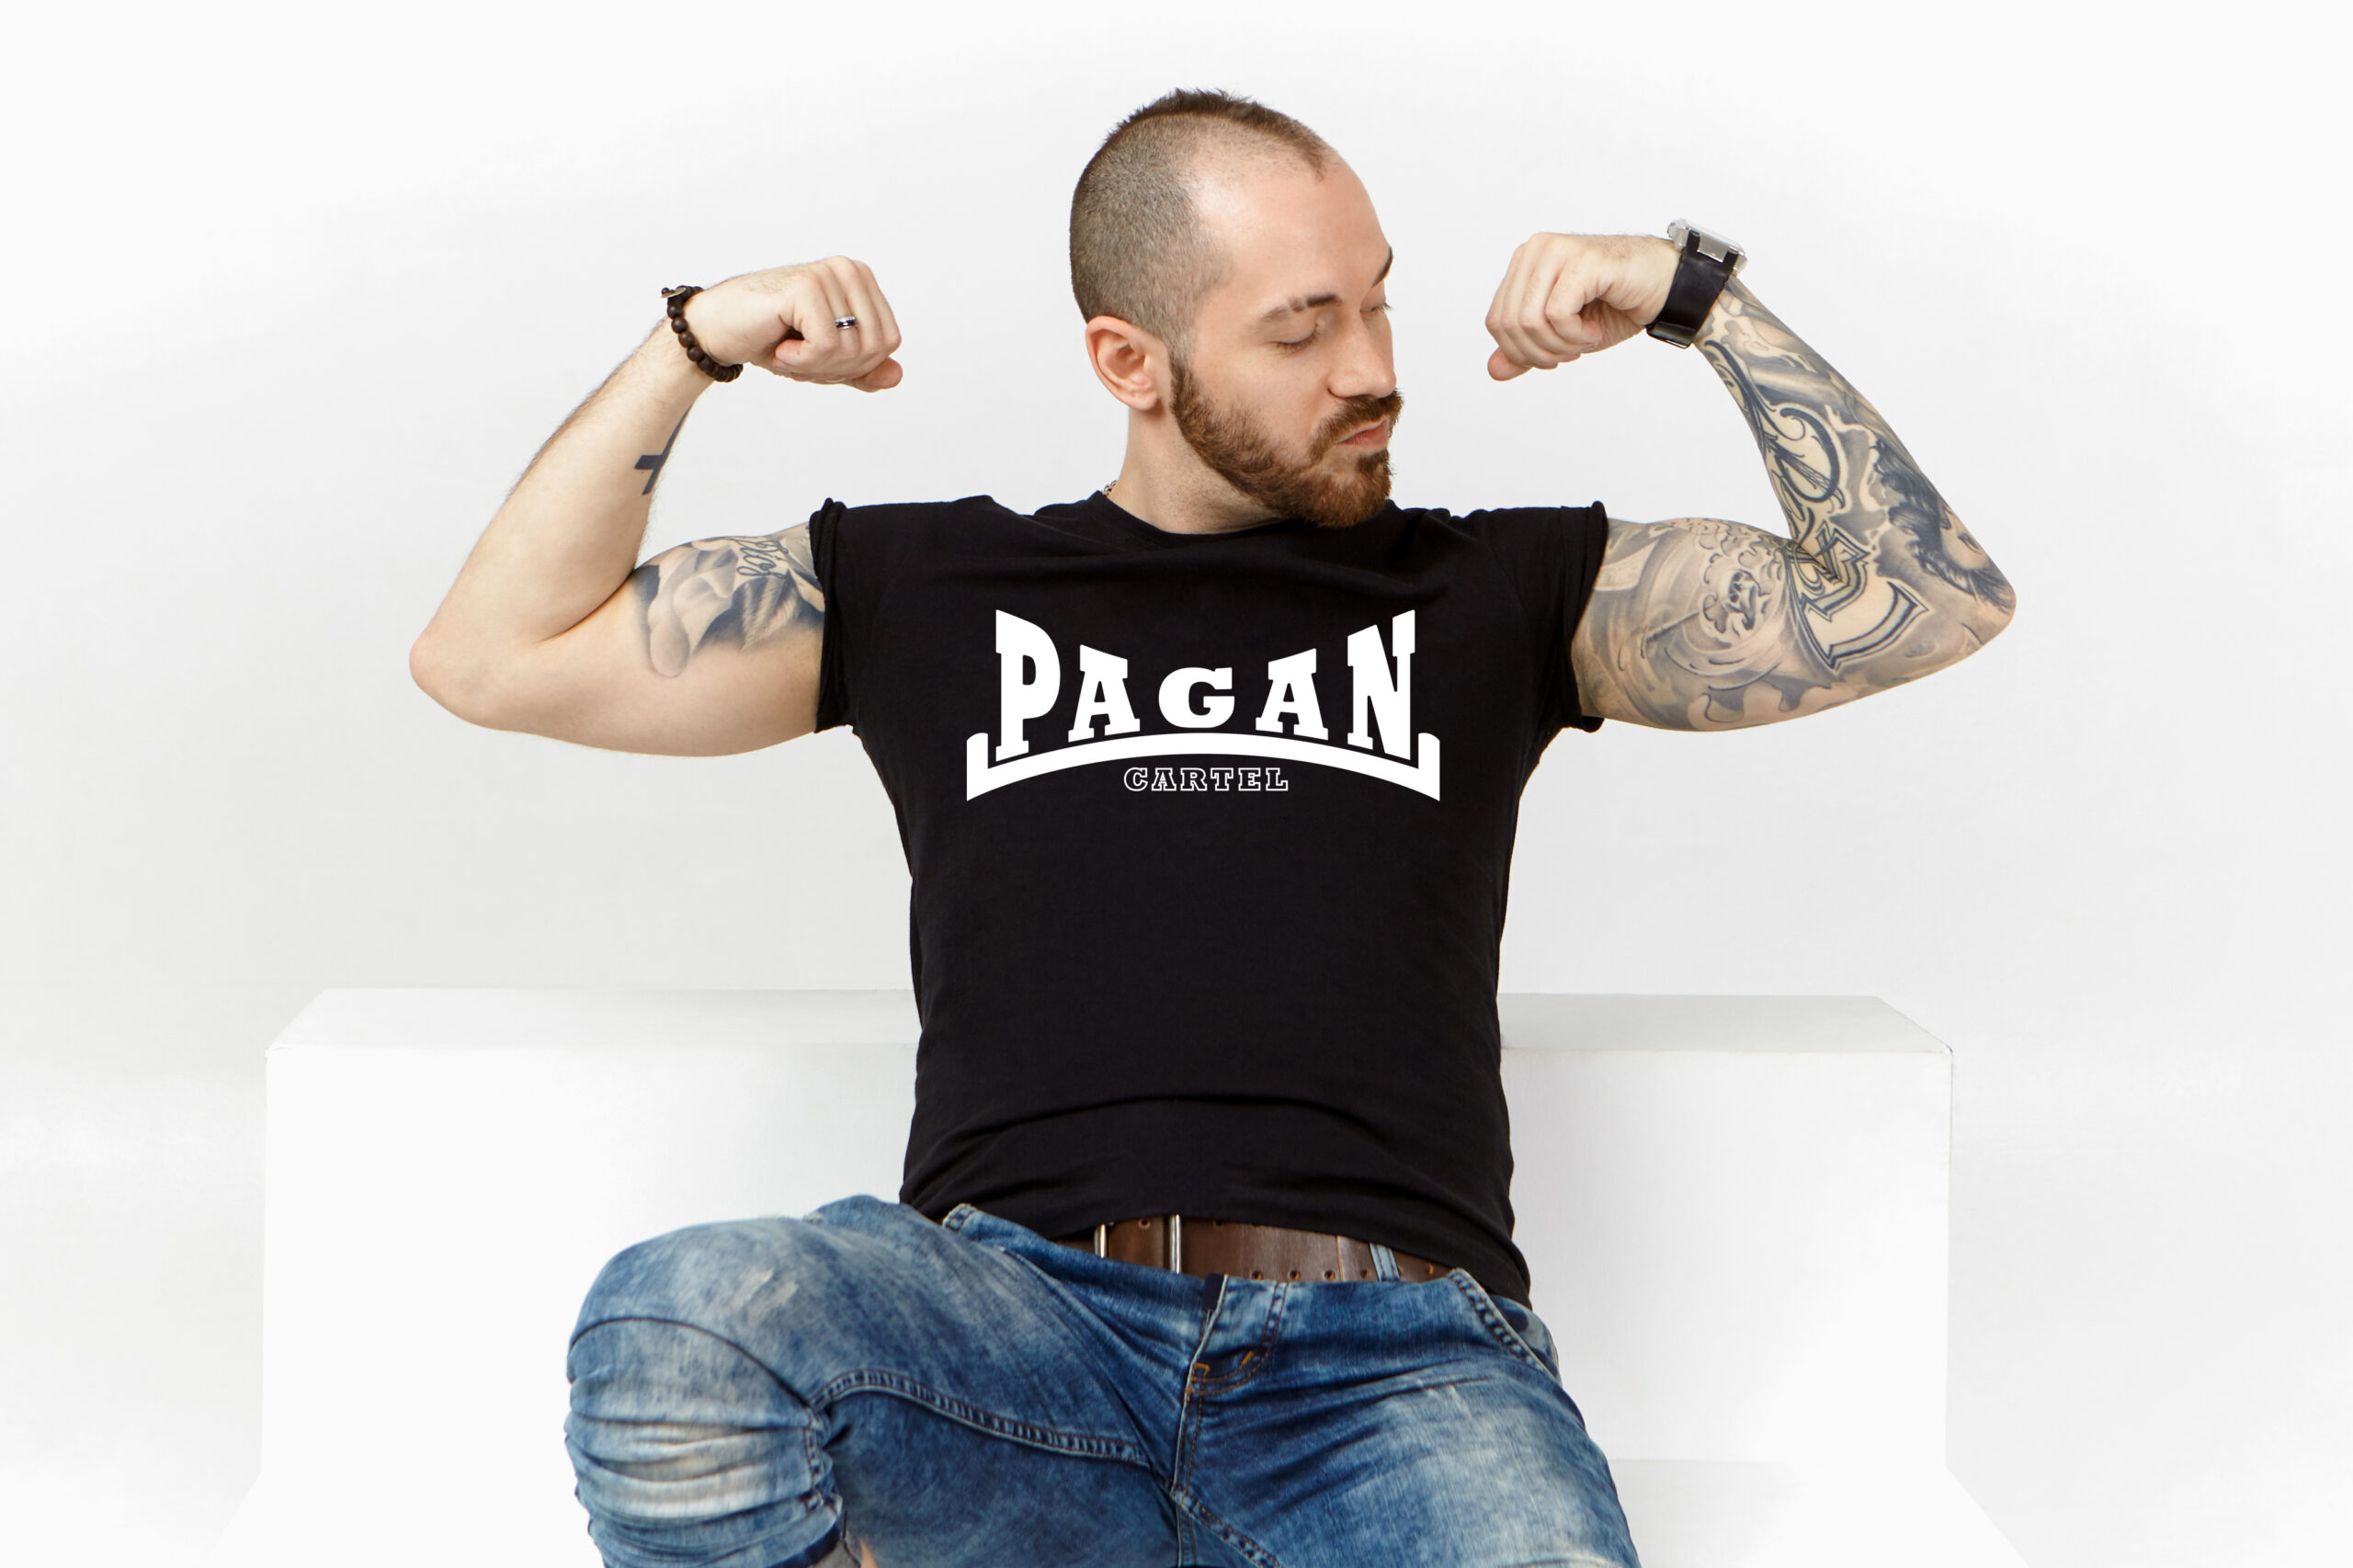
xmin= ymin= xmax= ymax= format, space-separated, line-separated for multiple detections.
xmin=834 ymin=315 xmax=858 ymax=330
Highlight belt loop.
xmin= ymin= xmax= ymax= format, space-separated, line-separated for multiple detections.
xmin=1369 ymin=1242 xmax=1401 ymax=1282
xmin=1094 ymin=1221 xmax=1107 ymax=1258
xmin=1170 ymin=1213 xmax=1183 ymax=1271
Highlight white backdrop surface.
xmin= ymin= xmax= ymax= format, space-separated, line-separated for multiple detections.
xmin=1 ymin=3 xmax=2344 ymax=1566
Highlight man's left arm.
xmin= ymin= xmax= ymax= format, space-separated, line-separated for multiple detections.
xmin=1486 ymin=234 xmax=2018 ymax=730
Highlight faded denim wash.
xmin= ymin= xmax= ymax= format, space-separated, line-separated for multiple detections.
xmin=566 ymin=1193 xmax=1641 ymax=1568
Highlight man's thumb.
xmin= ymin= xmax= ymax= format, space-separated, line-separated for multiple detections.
xmin=1487 ymin=347 xmax=1529 ymax=382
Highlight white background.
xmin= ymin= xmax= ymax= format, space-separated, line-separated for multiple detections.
xmin=2 ymin=2 xmax=2344 ymax=1563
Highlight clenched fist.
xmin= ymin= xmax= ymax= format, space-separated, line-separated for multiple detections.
xmin=1484 ymin=233 xmax=1680 ymax=381
xmin=679 ymin=256 xmax=905 ymax=392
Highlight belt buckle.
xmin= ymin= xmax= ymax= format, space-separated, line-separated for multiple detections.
xmin=1094 ymin=1215 xmax=1185 ymax=1269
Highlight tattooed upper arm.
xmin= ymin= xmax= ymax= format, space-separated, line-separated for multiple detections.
xmin=469 ymin=521 xmax=828 ymax=756
xmin=1569 ymin=278 xmax=2018 ymax=731
xmin=632 ymin=523 xmax=826 ymax=677
xmin=1570 ymin=503 xmax=2012 ymax=730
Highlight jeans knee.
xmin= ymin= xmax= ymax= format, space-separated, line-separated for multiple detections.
xmin=567 ymin=1316 xmax=794 ymax=1449
xmin=563 ymin=1220 xmax=854 ymax=1568
xmin=565 ymin=1317 xmax=841 ymax=1565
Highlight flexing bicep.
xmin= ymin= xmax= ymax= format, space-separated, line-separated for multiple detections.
xmin=1569 ymin=507 xmax=2005 ymax=730
xmin=471 ymin=521 xmax=827 ymax=756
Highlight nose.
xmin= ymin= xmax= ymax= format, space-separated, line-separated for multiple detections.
xmin=1331 ymin=306 xmax=1395 ymax=403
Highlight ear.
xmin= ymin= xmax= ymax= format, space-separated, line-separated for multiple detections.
xmin=1085 ymin=315 xmax=1167 ymax=413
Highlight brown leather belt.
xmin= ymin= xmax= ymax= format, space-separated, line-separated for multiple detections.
xmin=1052 ymin=1214 xmax=1454 ymax=1285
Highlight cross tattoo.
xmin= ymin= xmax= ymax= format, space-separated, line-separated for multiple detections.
xmin=635 ymin=414 xmax=688 ymax=495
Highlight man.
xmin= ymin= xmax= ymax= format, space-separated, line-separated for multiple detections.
xmin=412 ymin=87 xmax=2013 ymax=1568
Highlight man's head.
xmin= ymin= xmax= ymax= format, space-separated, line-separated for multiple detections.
xmin=1073 ymin=89 xmax=1402 ymax=529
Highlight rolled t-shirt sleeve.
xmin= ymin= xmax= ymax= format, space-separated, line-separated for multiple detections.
xmin=1452 ymin=500 xmax=1610 ymax=736
xmin=805 ymin=496 xmax=856 ymax=733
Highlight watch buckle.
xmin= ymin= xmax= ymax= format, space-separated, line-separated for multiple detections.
xmin=1667 ymin=217 xmax=1747 ymax=275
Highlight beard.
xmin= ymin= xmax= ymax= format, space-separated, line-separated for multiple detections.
xmin=1167 ymin=357 xmax=1404 ymax=529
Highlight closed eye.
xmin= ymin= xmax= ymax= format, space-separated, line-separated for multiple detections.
xmin=1276 ymin=301 xmax=1392 ymax=349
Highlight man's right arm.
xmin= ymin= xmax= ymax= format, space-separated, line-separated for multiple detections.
xmin=408 ymin=256 xmax=903 ymax=756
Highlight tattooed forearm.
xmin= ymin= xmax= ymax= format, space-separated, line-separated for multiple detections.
xmin=1572 ymin=278 xmax=2016 ymax=730
xmin=630 ymin=522 xmax=824 ymax=677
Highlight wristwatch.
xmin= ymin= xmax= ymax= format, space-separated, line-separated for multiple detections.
xmin=1644 ymin=220 xmax=1747 ymax=348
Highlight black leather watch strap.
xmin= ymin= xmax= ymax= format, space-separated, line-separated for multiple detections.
xmin=1645 ymin=230 xmax=1736 ymax=348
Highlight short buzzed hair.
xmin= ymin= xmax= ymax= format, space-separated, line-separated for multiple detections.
xmin=1070 ymin=88 xmax=1338 ymax=369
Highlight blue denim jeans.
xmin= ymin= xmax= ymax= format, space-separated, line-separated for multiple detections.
xmin=565 ymin=1193 xmax=1641 ymax=1568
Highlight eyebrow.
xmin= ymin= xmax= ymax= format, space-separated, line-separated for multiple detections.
xmin=1256 ymin=246 xmax=1393 ymax=324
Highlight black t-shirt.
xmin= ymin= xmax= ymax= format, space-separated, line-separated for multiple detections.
xmin=808 ymin=487 xmax=1608 ymax=1304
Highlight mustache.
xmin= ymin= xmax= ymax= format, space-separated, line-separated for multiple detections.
xmin=1319 ymin=392 xmax=1404 ymax=453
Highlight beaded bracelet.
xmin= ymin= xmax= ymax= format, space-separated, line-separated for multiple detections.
xmin=661 ymin=285 xmax=743 ymax=381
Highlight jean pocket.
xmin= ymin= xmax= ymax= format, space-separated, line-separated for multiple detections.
xmin=1447 ymin=1271 xmax=1562 ymax=1379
